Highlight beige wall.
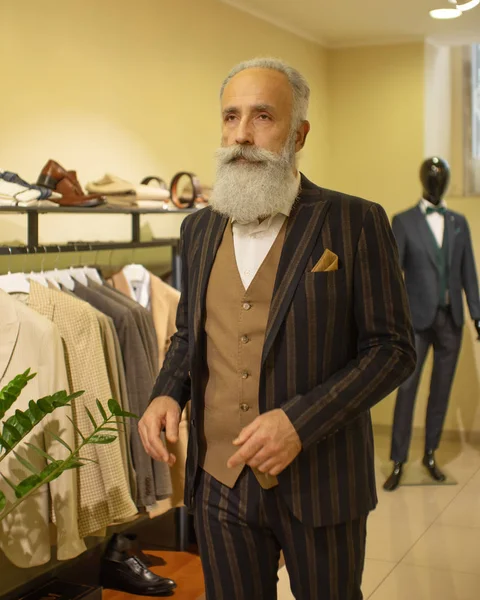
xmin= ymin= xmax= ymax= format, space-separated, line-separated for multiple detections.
xmin=325 ymin=41 xmax=480 ymax=436
xmin=0 ymin=0 xmax=327 ymax=266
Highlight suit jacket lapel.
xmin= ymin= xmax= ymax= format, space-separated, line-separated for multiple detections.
xmin=413 ymin=206 xmax=439 ymax=272
xmin=193 ymin=209 xmax=228 ymax=344
xmin=0 ymin=291 xmax=20 ymax=383
xmin=445 ymin=211 xmax=456 ymax=268
xmin=262 ymin=176 xmax=331 ymax=364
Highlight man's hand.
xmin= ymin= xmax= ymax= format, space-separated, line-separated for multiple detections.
xmin=138 ymin=396 xmax=181 ymax=466
xmin=227 ymin=409 xmax=302 ymax=477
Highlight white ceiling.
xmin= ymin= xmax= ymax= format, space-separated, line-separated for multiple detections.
xmin=221 ymin=0 xmax=480 ymax=47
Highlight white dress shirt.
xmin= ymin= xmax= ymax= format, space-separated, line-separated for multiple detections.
xmin=420 ymin=197 xmax=447 ymax=247
xmin=232 ymin=173 xmax=301 ymax=290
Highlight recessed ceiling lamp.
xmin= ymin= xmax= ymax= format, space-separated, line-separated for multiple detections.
xmin=451 ymin=0 xmax=480 ymax=10
xmin=430 ymin=0 xmax=480 ymax=18
xmin=430 ymin=7 xmax=462 ymax=18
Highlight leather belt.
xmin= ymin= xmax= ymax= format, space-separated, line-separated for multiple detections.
xmin=140 ymin=176 xmax=168 ymax=190
xmin=170 ymin=172 xmax=206 ymax=209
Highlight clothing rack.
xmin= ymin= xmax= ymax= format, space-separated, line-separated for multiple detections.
xmin=0 ymin=205 xmax=192 ymax=551
xmin=0 ymin=205 xmax=194 ymax=289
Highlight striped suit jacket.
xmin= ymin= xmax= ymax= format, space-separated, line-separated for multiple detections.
xmin=152 ymin=174 xmax=416 ymax=527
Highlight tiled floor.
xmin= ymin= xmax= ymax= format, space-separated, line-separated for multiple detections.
xmin=277 ymin=432 xmax=480 ymax=600
xmin=105 ymin=432 xmax=480 ymax=600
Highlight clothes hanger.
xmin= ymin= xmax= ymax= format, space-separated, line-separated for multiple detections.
xmin=68 ymin=244 xmax=89 ymax=286
xmin=27 ymin=247 xmax=49 ymax=287
xmin=122 ymin=247 xmax=150 ymax=306
xmin=81 ymin=244 xmax=103 ymax=285
xmin=123 ymin=246 xmax=147 ymax=281
xmin=0 ymin=248 xmax=31 ymax=293
xmin=44 ymin=246 xmax=75 ymax=291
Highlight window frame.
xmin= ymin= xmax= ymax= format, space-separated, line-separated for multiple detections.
xmin=463 ymin=44 xmax=480 ymax=196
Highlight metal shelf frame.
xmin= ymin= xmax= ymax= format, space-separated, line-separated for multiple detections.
xmin=0 ymin=206 xmax=193 ymax=289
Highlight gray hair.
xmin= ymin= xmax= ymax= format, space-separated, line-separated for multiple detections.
xmin=220 ymin=57 xmax=310 ymax=129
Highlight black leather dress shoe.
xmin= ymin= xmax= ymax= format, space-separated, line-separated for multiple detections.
xmin=423 ymin=451 xmax=446 ymax=482
xmin=383 ymin=462 xmax=404 ymax=491
xmin=100 ymin=533 xmax=176 ymax=596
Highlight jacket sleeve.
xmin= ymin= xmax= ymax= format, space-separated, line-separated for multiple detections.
xmin=282 ymin=203 xmax=416 ymax=450
xmin=460 ymin=217 xmax=480 ymax=321
xmin=42 ymin=323 xmax=87 ymax=561
xmin=150 ymin=217 xmax=192 ymax=411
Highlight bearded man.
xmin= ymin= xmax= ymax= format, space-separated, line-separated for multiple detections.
xmin=139 ymin=58 xmax=416 ymax=600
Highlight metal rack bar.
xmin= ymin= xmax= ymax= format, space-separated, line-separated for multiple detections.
xmin=0 ymin=240 xmax=179 ymax=254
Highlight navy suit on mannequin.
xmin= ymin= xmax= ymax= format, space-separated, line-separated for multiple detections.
xmin=384 ymin=157 xmax=480 ymax=491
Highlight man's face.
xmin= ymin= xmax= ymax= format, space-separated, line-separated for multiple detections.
xmin=221 ymin=68 xmax=294 ymax=155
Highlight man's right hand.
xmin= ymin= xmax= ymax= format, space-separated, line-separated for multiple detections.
xmin=138 ymin=396 xmax=181 ymax=466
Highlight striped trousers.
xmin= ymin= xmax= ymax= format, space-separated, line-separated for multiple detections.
xmin=194 ymin=468 xmax=367 ymax=600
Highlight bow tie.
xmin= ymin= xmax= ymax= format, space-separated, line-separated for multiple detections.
xmin=426 ymin=206 xmax=446 ymax=216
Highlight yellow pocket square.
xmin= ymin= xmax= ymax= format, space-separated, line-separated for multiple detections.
xmin=312 ymin=249 xmax=339 ymax=273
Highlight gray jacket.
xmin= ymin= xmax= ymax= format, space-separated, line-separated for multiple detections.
xmin=392 ymin=204 xmax=480 ymax=331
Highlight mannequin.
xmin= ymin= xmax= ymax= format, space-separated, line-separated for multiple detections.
xmin=384 ymin=157 xmax=480 ymax=491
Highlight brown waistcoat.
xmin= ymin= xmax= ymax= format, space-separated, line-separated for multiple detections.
xmin=199 ymin=220 xmax=286 ymax=489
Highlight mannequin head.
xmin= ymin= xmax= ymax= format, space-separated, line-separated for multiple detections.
xmin=420 ymin=157 xmax=450 ymax=205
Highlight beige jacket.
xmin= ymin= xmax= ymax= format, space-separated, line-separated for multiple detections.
xmin=0 ymin=290 xmax=86 ymax=568
xmin=27 ymin=282 xmax=138 ymax=538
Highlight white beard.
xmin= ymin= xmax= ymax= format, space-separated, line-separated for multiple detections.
xmin=209 ymin=139 xmax=300 ymax=223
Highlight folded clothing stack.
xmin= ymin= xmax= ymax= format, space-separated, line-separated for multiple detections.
xmin=86 ymin=174 xmax=170 ymax=207
xmin=0 ymin=170 xmax=61 ymax=207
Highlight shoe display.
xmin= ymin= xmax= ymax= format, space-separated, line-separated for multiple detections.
xmin=37 ymin=160 xmax=105 ymax=207
xmin=383 ymin=462 xmax=404 ymax=491
xmin=100 ymin=533 xmax=176 ymax=597
xmin=423 ymin=450 xmax=446 ymax=482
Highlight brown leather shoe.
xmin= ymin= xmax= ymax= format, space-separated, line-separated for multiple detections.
xmin=37 ymin=160 xmax=105 ymax=207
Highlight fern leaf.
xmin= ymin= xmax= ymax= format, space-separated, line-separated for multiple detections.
xmin=45 ymin=430 xmax=72 ymax=453
xmin=66 ymin=416 xmax=86 ymax=441
xmin=13 ymin=452 xmax=39 ymax=475
xmin=0 ymin=370 xmax=36 ymax=420
xmin=24 ymin=443 xmax=56 ymax=463
xmin=85 ymin=408 xmax=97 ymax=430
xmin=96 ymin=399 xmax=107 ymax=421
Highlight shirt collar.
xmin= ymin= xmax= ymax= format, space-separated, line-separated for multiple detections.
xmin=420 ymin=197 xmax=447 ymax=214
xmin=232 ymin=171 xmax=301 ymax=225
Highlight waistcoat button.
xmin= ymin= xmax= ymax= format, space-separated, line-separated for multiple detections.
xmin=241 ymin=335 xmax=250 ymax=344
xmin=243 ymin=302 xmax=252 ymax=311
xmin=241 ymin=371 xmax=249 ymax=379
xmin=240 ymin=403 xmax=250 ymax=412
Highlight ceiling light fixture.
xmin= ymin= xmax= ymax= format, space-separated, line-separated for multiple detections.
xmin=430 ymin=0 xmax=480 ymax=18
xmin=430 ymin=7 xmax=462 ymax=17
xmin=449 ymin=0 xmax=480 ymax=11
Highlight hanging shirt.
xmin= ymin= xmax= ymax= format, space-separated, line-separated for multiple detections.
xmin=122 ymin=264 xmax=151 ymax=310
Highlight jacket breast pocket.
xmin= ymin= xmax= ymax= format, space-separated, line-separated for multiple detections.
xmin=302 ymin=268 xmax=348 ymax=306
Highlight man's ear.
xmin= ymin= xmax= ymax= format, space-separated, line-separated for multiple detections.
xmin=295 ymin=121 xmax=311 ymax=152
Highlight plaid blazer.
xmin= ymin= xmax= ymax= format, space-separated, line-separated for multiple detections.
xmin=152 ymin=174 xmax=416 ymax=527
xmin=28 ymin=282 xmax=138 ymax=536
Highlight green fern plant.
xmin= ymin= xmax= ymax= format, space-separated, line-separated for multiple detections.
xmin=0 ymin=370 xmax=137 ymax=523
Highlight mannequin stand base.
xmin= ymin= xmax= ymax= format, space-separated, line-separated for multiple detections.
xmin=381 ymin=461 xmax=457 ymax=487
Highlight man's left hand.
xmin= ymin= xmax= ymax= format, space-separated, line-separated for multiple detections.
xmin=227 ymin=409 xmax=302 ymax=476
